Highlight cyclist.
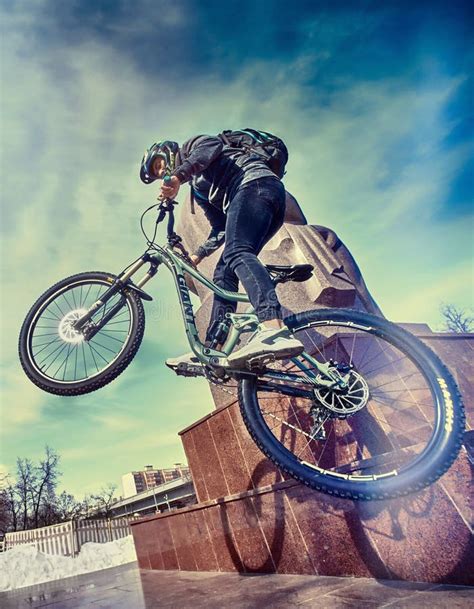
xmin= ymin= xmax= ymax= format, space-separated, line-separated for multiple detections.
xmin=139 ymin=133 xmax=304 ymax=367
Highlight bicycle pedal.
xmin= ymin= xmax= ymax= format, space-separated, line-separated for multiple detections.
xmin=175 ymin=363 xmax=205 ymax=378
xmin=246 ymin=353 xmax=276 ymax=371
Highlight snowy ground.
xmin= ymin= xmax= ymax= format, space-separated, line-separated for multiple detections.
xmin=0 ymin=535 xmax=137 ymax=591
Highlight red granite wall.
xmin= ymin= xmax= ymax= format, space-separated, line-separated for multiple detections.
xmin=131 ymin=329 xmax=473 ymax=585
xmin=131 ymin=453 xmax=473 ymax=584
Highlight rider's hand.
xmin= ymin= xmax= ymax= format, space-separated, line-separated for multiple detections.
xmin=190 ymin=254 xmax=202 ymax=267
xmin=160 ymin=175 xmax=180 ymax=200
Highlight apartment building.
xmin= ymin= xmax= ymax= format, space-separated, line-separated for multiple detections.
xmin=121 ymin=463 xmax=190 ymax=498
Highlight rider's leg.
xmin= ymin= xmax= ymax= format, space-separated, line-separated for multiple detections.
xmin=203 ymin=177 xmax=284 ymax=346
xmin=221 ymin=177 xmax=304 ymax=363
xmin=205 ymin=179 xmax=287 ymax=342
xmin=223 ymin=177 xmax=285 ymax=322
xmin=204 ymin=254 xmax=239 ymax=344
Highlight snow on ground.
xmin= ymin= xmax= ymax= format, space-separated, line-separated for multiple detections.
xmin=0 ymin=535 xmax=137 ymax=591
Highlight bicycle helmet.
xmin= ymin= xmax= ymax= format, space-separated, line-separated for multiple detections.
xmin=140 ymin=140 xmax=180 ymax=184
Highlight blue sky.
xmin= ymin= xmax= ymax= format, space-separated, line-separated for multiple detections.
xmin=1 ymin=0 xmax=472 ymax=499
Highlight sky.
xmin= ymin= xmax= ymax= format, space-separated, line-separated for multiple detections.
xmin=1 ymin=0 xmax=473 ymax=499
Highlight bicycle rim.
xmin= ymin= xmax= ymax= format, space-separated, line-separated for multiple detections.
xmin=26 ymin=278 xmax=133 ymax=384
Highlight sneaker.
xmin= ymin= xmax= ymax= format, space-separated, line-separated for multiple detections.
xmin=227 ymin=325 xmax=304 ymax=368
xmin=165 ymin=352 xmax=202 ymax=370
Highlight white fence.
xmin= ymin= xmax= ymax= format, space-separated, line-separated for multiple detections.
xmin=4 ymin=518 xmax=135 ymax=556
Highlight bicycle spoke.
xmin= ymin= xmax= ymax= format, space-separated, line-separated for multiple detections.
xmin=88 ymin=342 xmax=111 ymax=366
xmin=32 ymin=337 xmax=62 ymax=356
xmin=370 ymin=371 xmax=420 ymax=390
xmin=54 ymin=343 xmax=72 ymax=379
xmin=42 ymin=312 xmax=61 ymax=322
xmin=87 ymin=343 xmax=101 ymax=371
xmin=97 ymin=331 xmax=128 ymax=343
xmin=349 ymin=332 xmax=357 ymax=365
xmin=80 ymin=283 xmax=93 ymax=308
xmin=74 ymin=342 xmax=79 ymax=379
xmin=82 ymin=342 xmax=88 ymax=378
xmin=88 ymin=338 xmax=119 ymax=355
xmin=42 ymin=342 xmax=70 ymax=374
xmin=34 ymin=332 xmax=61 ymax=338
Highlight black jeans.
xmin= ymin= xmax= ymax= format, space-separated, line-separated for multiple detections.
xmin=206 ymin=177 xmax=286 ymax=342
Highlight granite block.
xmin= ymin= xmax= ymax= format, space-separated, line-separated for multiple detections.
xmin=131 ymin=521 xmax=152 ymax=569
xmin=219 ymin=496 xmax=275 ymax=573
xmin=438 ymin=449 xmax=473 ymax=530
xmin=190 ymin=420 xmax=227 ymax=500
xmin=284 ymin=484 xmax=390 ymax=579
xmin=202 ymin=504 xmax=244 ymax=572
xmin=168 ymin=513 xmax=198 ymax=571
xmin=207 ymin=408 xmax=250 ymax=496
xmin=183 ymin=510 xmax=219 ymax=572
xmin=423 ymin=337 xmax=474 ymax=428
xmin=227 ymin=402 xmax=283 ymax=491
xmin=155 ymin=518 xmax=179 ymax=571
xmin=148 ymin=521 xmax=164 ymax=571
xmin=353 ymin=483 xmax=474 ymax=585
xmin=251 ymin=487 xmax=317 ymax=575
xmin=182 ymin=432 xmax=209 ymax=503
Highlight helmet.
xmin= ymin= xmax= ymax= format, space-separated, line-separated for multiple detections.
xmin=140 ymin=140 xmax=180 ymax=184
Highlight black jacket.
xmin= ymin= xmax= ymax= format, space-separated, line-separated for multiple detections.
xmin=172 ymin=134 xmax=278 ymax=258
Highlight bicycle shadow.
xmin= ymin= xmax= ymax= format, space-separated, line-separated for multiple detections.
xmin=216 ymin=396 xmax=473 ymax=583
xmin=217 ymin=459 xmax=286 ymax=574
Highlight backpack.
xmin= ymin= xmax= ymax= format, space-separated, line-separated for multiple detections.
xmin=218 ymin=128 xmax=288 ymax=178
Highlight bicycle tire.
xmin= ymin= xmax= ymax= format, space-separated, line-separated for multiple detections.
xmin=19 ymin=271 xmax=145 ymax=396
xmin=238 ymin=308 xmax=465 ymax=501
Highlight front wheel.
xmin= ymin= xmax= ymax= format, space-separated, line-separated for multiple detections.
xmin=19 ymin=271 xmax=145 ymax=396
xmin=238 ymin=308 xmax=465 ymax=500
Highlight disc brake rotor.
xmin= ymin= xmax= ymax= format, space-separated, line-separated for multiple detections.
xmin=58 ymin=309 xmax=88 ymax=344
xmin=314 ymin=369 xmax=369 ymax=418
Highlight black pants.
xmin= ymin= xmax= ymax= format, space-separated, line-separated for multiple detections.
xmin=206 ymin=177 xmax=286 ymax=342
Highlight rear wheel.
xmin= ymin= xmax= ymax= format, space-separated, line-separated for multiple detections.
xmin=238 ymin=308 xmax=465 ymax=500
xmin=19 ymin=271 xmax=145 ymax=395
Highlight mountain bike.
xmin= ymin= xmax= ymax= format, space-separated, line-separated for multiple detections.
xmin=19 ymin=197 xmax=465 ymax=501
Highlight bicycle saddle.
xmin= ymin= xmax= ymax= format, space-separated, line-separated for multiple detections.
xmin=265 ymin=263 xmax=314 ymax=284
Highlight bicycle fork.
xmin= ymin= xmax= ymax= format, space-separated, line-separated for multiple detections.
xmin=72 ymin=255 xmax=159 ymax=340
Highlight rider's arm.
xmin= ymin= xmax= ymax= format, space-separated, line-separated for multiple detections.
xmin=172 ymin=135 xmax=223 ymax=184
xmin=193 ymin=200 xmax=226 ymax=260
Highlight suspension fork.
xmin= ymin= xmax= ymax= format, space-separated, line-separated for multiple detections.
xmin=73 ymin=254 xmax=159 ymax=335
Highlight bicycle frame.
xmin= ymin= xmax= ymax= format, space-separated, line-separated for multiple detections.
xmin=141 ymin=244 xmax=262 ymax=365
xmin=74 ymin=242 xmax=261 ymax=369
xmin=74 ymin=226 xmax=342 ymax=388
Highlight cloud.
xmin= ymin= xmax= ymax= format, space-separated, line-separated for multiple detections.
xmin=387 ymin=259 xmax=474 ymax=325
xmin=0 ymin=364 xmax=47 ymax=427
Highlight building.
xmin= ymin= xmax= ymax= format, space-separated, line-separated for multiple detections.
xmin=111 ymin=475 xmax=196 ymax=519
xmin=121 ymin=464 xmax=190 ymax=498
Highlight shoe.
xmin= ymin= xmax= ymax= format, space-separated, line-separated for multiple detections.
xmin=227 ymin=325 xmax=304 ymax=368
xmin=165 ymin=352 xmax=202 ymax=370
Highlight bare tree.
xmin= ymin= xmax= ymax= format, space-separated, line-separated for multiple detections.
xmin=440 ymin=304 xmax=474 ymax=333
xmin=15 ymin=458 xmax=36 ymax=530
xmin=32 ymin=446 xmax=61 ymax=528
xmin=53 ymin=491 xmax=84 ymax=522
xmin=89 ymin=483 xmax=118 ymax=519
xmin=10 ymin=447 xmax=63 ymax=531
xmin=0 ymin=474 xmax=20 ymax=533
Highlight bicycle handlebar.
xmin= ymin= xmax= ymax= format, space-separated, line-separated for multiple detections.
xmin=154 ymin=188 xmax=192 ymax=262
